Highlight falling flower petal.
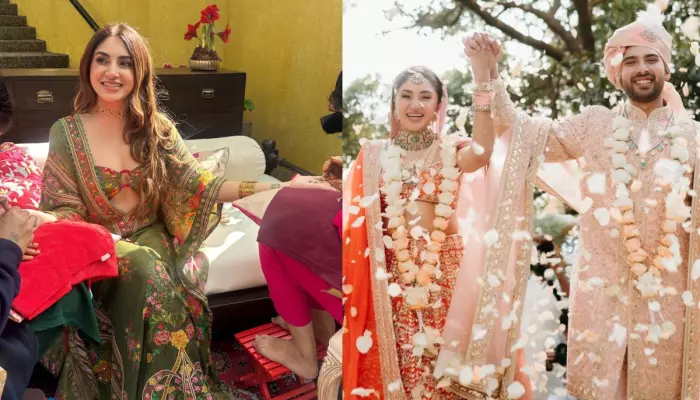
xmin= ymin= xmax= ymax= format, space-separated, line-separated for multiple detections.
xmin=593 ymin=378 xmax=610 ymax=388
xmin=484 ymin=230 xmax=499 ymax=247
xmin=608 ymin=323 xmax=627 ymax=347
xmin=692 ymin=260 xmax=700 ymax=280
xmin=459 ymin=365 xmax=474 ymax=386
xmin=375 ymin=268 xmax=391 ymax=280
xmin=387 ymin=283 xmax=403 ymax=297
xmin=350 ymin=387 xmax=376 ymax=397
xmin=388 ymin=380 xmax=402 ymax=392
xmin=594 ymin=208 xmax=611 ymax=226
xmin=682 ymin=16 xmax=700 ymax=41
xmin=356 ymin=330 xmax=373 ymax=354
xmin=587 ymin=173 xmax=607 ymax=194
xmin=473 ymin=325 xmax=488 ymax=341
xmin=682 ymin=291 xmax=694 ymax=306
xmin=507 ymin=382 xmax=525 ymax=399
xmin=352 ymin=216 xmax=365 ymax=228
xmin=579 ymin=197 xmax=593 ymax=213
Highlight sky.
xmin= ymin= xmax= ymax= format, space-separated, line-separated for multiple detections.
xmin=343 ymin=0 xmax=470 ymax=87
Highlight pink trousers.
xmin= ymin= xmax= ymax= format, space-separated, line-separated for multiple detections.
xmin=258 ymin=244 xmax=342 ymax=327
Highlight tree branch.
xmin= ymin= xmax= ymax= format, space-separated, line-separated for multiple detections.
xmin=497 ymin=1 xmax=580 ymax=53
xmin=574 ymin=0 xmax=596 ymax=53
xmin=549 ymin=0 xmax=562 ymax=15
xmin=457 ymin=0 xmax=566 ymax=61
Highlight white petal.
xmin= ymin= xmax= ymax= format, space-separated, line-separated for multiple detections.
xmin=356 ymin=331 xmax=373 ymax=354
xmin=352 ymin=216 xmax=365 ymax=228
xmin=594 ymin=208 xmax=610 ymax=226
xmin=593 ymin=377 xmax=610 ymax=388
xmin=387 ymin=283 xmax=403 ymax=297
xmin=692 ymin=260 xmax=700 ymax=280
xmin=459 ymin=365 xmax=474 ymax=386
xmin=387 ymin=380 xmax=402 ymax=393
xmin=608 ymin=323 xmax=627 ymax=347
xmin=484 ymin=230 xmax=499 ymax=247
xmin=423 ymin=181 xmax=436 ymax=195
xmin=682 ymin=290 xmax=694 ymax=306
xmin=587 ymin=173 xmax=607 ymax=194
xmin=507 ymin=382 xmax=525 ymax=399
xmin=350 ymin=388 xmax=376 ymax=397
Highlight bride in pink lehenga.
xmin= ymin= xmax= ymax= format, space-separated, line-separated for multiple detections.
xmin=344 ymin=36 xmax=539 ymax=400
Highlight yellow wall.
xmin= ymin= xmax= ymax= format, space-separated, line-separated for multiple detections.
xmin=13 ymin=0 xmax=341 ymax=173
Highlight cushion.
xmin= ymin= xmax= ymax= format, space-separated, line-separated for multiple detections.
xmin=203 ymin=207 xmax=267 ymax=294
xmin=0 ymin=143 xmax=43 ymax=210
xmin=232 ymin=189 xmax=281 ymax=225
xmin=186 ymin=136 xmax=266 ymax=181
xmin=193 ymin=147 xmax=229 ymax=177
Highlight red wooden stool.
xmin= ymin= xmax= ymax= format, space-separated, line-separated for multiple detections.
xmin=234 ymin=323 xmax=327 ymax=399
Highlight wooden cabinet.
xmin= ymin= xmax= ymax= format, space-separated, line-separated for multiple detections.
xmin=0 ymin=68 xmax=246 ymax=143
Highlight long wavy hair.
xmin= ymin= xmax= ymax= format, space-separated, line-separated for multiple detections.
xmin=73 ymin=23 xmax=181 ymax=214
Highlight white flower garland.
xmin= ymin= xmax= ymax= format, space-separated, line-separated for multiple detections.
xmin=606 ymin=115 xmax=693 ymax=298
xmin=380 ymin=135 xmax=460 ymax=356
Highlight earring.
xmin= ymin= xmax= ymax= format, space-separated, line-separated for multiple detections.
xmin=394 ymin=110 xmax=399 ymax=120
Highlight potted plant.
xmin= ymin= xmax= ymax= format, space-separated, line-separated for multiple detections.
xmin=184 ymin=4 xmax=231 ymax=71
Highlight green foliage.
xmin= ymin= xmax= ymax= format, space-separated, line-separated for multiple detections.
xmin=343 ymin=0 xmax=700 ymax=164
xmin=342 ymin=74 xmax=390 ymax=166
xmin=243 ymin=99 xmax=255 ymax=112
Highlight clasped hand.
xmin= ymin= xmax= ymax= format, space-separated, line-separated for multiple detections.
xmin=463 ymin=32 xmax=502 ymax=82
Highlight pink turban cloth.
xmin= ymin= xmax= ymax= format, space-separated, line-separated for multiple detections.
xmin=603 ymin=5 xmax=684 ymax=113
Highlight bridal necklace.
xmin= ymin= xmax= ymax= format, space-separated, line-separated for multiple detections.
xmin=393 ymin=128 xmax=437 ymax=152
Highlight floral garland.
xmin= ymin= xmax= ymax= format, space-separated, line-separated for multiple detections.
xmin=379 ymin=134 xmax=460 ymax=355
xmin=607 ymin=115 xmax=692 ymax=298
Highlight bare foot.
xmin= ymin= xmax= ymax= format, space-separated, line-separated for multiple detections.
xmin=271 ymin=315 xmax=290 ymax=330
xmin=254 ymin=334 xmax=318 ymax=379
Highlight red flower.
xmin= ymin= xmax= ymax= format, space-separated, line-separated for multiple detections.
xmin=200 ymin=5 xmax=220 ymax=24
xmin=217 ymin=24 xmax=231 ymax=43
xmin=153 ymin=331 xmax=171 ymax=346
xmin=184 ymin=22 xmax=200 ymax=41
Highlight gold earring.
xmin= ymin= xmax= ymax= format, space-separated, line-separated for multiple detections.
xmin=394 ymin=110 xmax=399 ymax=120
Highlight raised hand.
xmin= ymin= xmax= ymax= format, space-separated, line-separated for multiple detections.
xmin=463 ymin=33 xmax=502 ymax=82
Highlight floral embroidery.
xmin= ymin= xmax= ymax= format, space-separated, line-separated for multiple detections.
xmin=125 ymin=323 xmax=142 ymax=365
xmin=117 ymin=258 xmax=132 ymax=281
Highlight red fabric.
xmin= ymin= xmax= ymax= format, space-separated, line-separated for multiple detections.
xmin=11 ymin=220 xmax=118 ymax=320
xmin=0 ymin=143 xmax=43 ymax=210
xmin=333 ymin=211 xmax=341 ymax=238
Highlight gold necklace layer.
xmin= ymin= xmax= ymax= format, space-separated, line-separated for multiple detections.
xmin=392 ymin=129 xmax=437 ymax=152
xmin=95 ymin=107 xmax=126 ymax=118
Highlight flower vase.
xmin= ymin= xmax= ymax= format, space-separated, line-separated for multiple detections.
xmin=189 ymin=59 xmax=220 ymax=71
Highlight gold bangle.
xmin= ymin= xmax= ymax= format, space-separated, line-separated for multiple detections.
xmin=473 ymin=82 xmax=493 ymax=93
xmin=471 ymin=104 xmax=492 ymax=112
xmin=238 ymin=181 xmax=256 ymax=199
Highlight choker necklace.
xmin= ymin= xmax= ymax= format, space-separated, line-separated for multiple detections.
xmin=95 ymin=106 xmax=126 ymax=118
xmin=392 ymin=129 xmax=437 ymax=152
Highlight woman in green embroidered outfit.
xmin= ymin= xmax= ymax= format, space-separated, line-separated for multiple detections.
xmin=28 ymin=24 xmax=311 ymax=400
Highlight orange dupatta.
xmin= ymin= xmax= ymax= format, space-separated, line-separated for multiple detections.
xmin=343 ymin=146 xmax=384 ymax=398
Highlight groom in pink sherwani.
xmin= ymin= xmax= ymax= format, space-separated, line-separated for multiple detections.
xmin=467 ymin=5 xmax=700 ymax=400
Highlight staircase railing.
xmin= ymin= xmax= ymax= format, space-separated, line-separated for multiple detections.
xmin=69 ymin=0 xmax=99 ymax=32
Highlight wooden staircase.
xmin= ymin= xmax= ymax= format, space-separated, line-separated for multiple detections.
xmin=0 ymin=0 xmax=69 ymax=68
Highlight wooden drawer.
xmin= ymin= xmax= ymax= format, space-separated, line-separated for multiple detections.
xmin=156 ymin=73 xmax=244 ymax=110
xmin=10 ymin=79 xmax=78 ymax=111
xmin=170 ymin=107 xmax=242 ymax=139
